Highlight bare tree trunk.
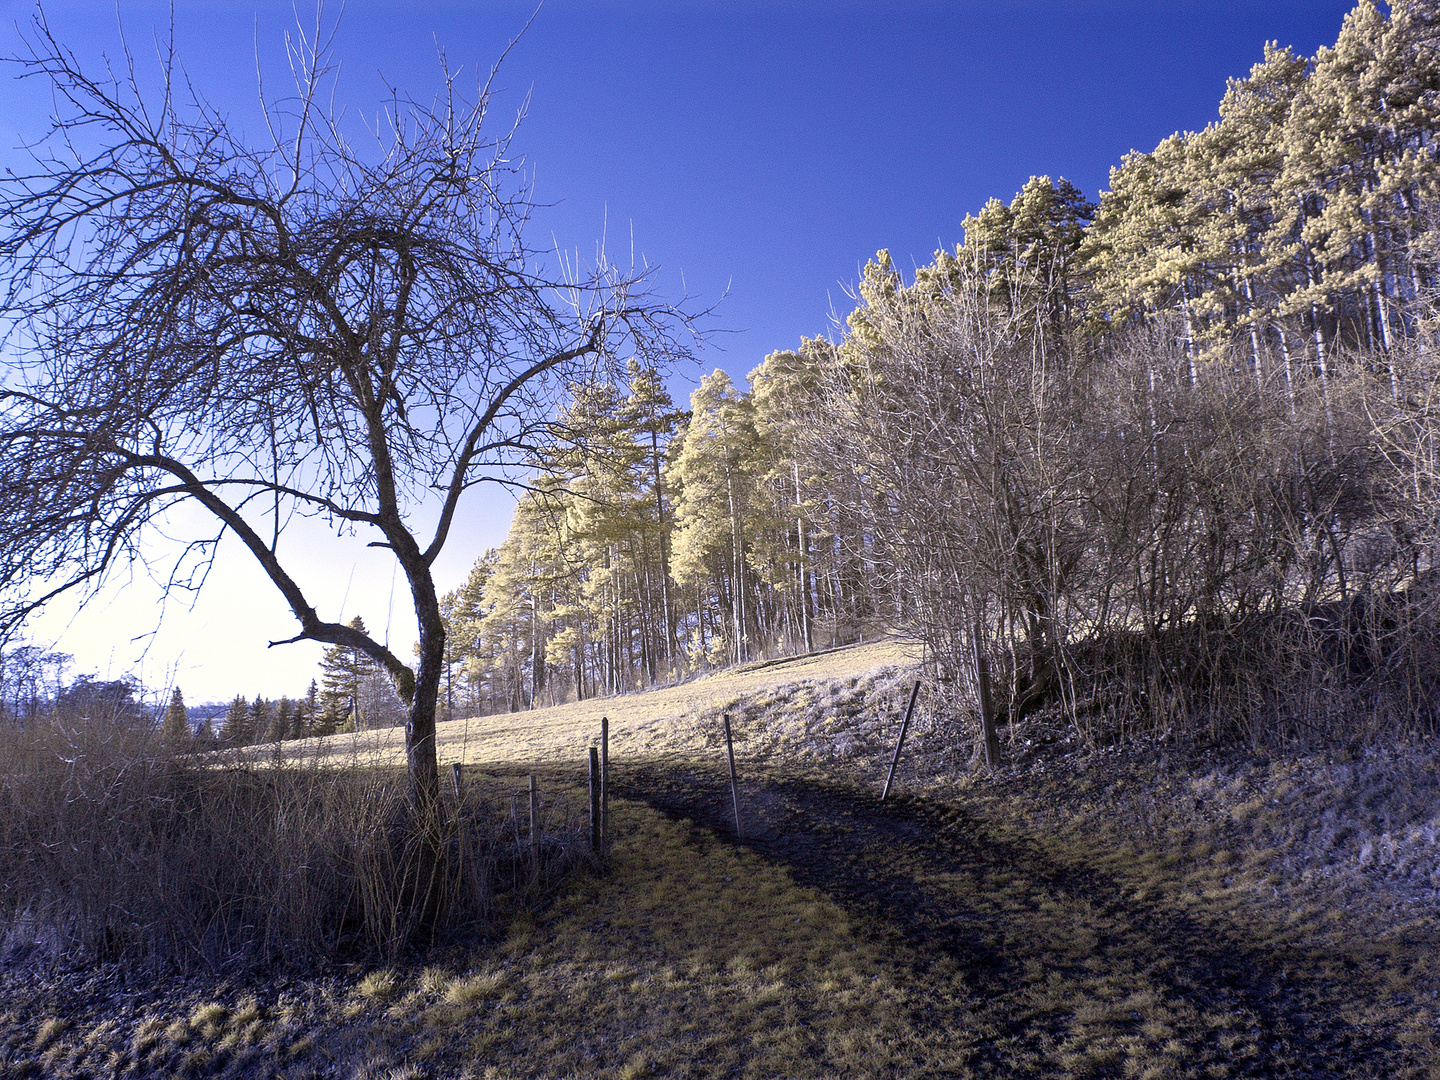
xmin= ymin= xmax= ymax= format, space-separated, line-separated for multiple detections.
xmin=723 ymin=453 xmax=747 ymax=665
xmin=794 ymin=462 xmax=813 ymax=653
xmin=971 ymin=619 xmax=1001 ymax=769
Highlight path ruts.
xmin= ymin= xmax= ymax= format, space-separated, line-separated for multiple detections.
xmin=608 ymin=759 xmax=1410 ymax=1079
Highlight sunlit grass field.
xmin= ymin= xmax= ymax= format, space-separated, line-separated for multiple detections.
xmin=293 ymin=637 xmax=919 ymax=772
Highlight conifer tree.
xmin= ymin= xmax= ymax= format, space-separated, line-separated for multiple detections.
xmin=623 ymin=362 xmax=684 ymax=676
xmin=223 ymin=695 xmax=250 ymax=746
xmin=248 ymin=696 xmax=271 ymax=743
xmin=293 ymin=679 xmax=320 ymax=739
xmin=749 ymin=348 xmax=825 ymax=652
xmin=670 ymin=370 xmax=762 ymax=666
xmin=265 ymin=696 xmax=292 ymax=742
xmin=162 ymin=686 xmax=189 ymax=745
xmin=319 ymin=616 xmax=374 ymax=732
xmin=443 ymin=554 xmax=498 ymax=712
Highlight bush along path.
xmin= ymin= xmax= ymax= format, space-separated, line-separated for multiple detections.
xmin=611 ymin=756 xmax=1437 ymax=1079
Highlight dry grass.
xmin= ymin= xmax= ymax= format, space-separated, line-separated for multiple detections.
xmin=0 ymin=796 xmax=968 ymax=1078
xmin=2 ymin=635 xmax=1437 ymax=1077
xmin=9 ymin=766 xmax=1433 ymax=1077
xmin=281 ymin=637 xmax=918 ymax=772
xmin=0 ymin=717 xmax=593 ymax=970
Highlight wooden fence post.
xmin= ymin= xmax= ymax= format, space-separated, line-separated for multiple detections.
xmin=881 ymin=679 xmax=922 ymax=802
xmin=972 ymin=620 xmax=1001 ymax=769
xmin=589 ymin=746 xmax=601 ymax=853
xmin=600 ymin=715 xmax=610 ymax=852
xmin=451 ymin=761 xmax=463 ymax=801
xmin=724 ymin=711 xmax=743 ymax=839
xmin=528 ymin=774 xmax=540 ymax=865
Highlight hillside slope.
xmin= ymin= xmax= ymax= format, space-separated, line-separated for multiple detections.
xmin=305 ymin=636 xmax=921 ymax=771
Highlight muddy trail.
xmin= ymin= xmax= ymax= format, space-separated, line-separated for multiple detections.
xmin=594 ymin=758 xmax=1414 ymax=1079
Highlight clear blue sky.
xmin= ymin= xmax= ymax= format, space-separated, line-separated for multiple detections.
xmin=4 ymin=0 xmax=1362 ymax=702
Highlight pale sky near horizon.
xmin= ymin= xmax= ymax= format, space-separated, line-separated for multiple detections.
xmin=2 ymin=0 xmax=1360 ymax=704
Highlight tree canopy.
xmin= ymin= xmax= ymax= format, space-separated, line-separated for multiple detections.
xmin=434 ymin=0 xmax=1440 ymax=759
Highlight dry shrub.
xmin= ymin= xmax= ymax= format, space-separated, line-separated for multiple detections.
xmin=1013 ymin=578 xmax=1440 ymax=753
xmin=802 ymin=255 xmax=1440 ymax=760
xmin=0 ymin=717 xmax=591 ymax=971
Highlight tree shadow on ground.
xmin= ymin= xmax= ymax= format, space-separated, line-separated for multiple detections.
xmin=608 ymin=759 xmax=1415 ymax=1079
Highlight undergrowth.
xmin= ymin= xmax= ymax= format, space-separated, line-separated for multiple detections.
xmin=0 ymin=720 xmax=591 ymax=971
xmin=0 ymin=799 xmax=965 ymax=1079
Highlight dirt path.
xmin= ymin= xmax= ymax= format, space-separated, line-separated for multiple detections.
xmin=603 ymin=757 xmax=1415 ymax=1079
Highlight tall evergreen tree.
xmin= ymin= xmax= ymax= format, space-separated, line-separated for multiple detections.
xmin=162 ymin=685 xmax=189 ymax=745
xmin=223 ymin=694 xmax=250 ymax=746
xmin=247 ymin=696 xmax=272 ymax=744
xmin=319 ymin=616 xmax=375 ymax=732
xmin=670 ymin=370 xmax=762 ymax=666
xmin=293 ymin=679 xmax=320 ymax=739
xmin=265 ymin=696 xmax=292 ymax=742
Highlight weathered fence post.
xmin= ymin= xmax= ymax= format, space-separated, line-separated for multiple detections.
xmin=589 ymin=746 xmax=602 ymax=853
xmin=881 ymin=679 xmax=922 ymax=802
xmin=528 ymin=774 xmax=540 ymax=866
xmin=600 ymin=715 xmax=610 ymax=852
xmin=450 ymin=761 xmax=468 ymax=882
xmin=724 ymin=711 xmax=743 ymax=839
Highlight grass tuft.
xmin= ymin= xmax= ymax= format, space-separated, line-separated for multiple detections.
xmin=445 ymin=969 xmax=506 ymax=1005
xmin=30 ymin=1018 xmax=66 ymax=1052
xmin=357 ymin=969 xmax=400 ymax=1002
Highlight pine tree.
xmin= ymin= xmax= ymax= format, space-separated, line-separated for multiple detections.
xmin=223 ymin=694 xmax=251 ymax=746
xmin=749 ymin=347 xmax=826 ymax=653
xmin=319 ymin=616 xmax=374 ymax=732
xmin=291 ymin=679 xmax=319 ymax=739
xmin=248 ymin=696 xmax=271 ymax=743
xmin=670 ymin=370 xmax=762 ymax=666
xmin=265 ymin=696 xmax=292 ymax=742
xmin=162 ymin=686 xmax=189 ymax=745
xmin=623 ymin=361 xmax=684 ymax=677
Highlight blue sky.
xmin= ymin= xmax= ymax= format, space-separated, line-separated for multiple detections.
xmin=3 ymin=0 xmax=1362 ymax=701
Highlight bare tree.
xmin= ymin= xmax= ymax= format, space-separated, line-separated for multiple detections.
xmin=799 ymin=261 xmax=1095 ymax=763
xmin=0 ymin=11 xmax=696 ymax=833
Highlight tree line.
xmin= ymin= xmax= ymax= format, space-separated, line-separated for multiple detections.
xmin=444 ymin=0 xmax=1440 ymax=751
xmin=201 ymin=616 xmax=409 ymax=746
xmin=0 ymin=616 xmax=406 ymax=748
xmin=435 ymin=357 xmax=874 ymax=717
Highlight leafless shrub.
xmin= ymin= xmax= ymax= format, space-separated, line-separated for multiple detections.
xmin=800 ymin=254 xmax=1440 ymax=758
